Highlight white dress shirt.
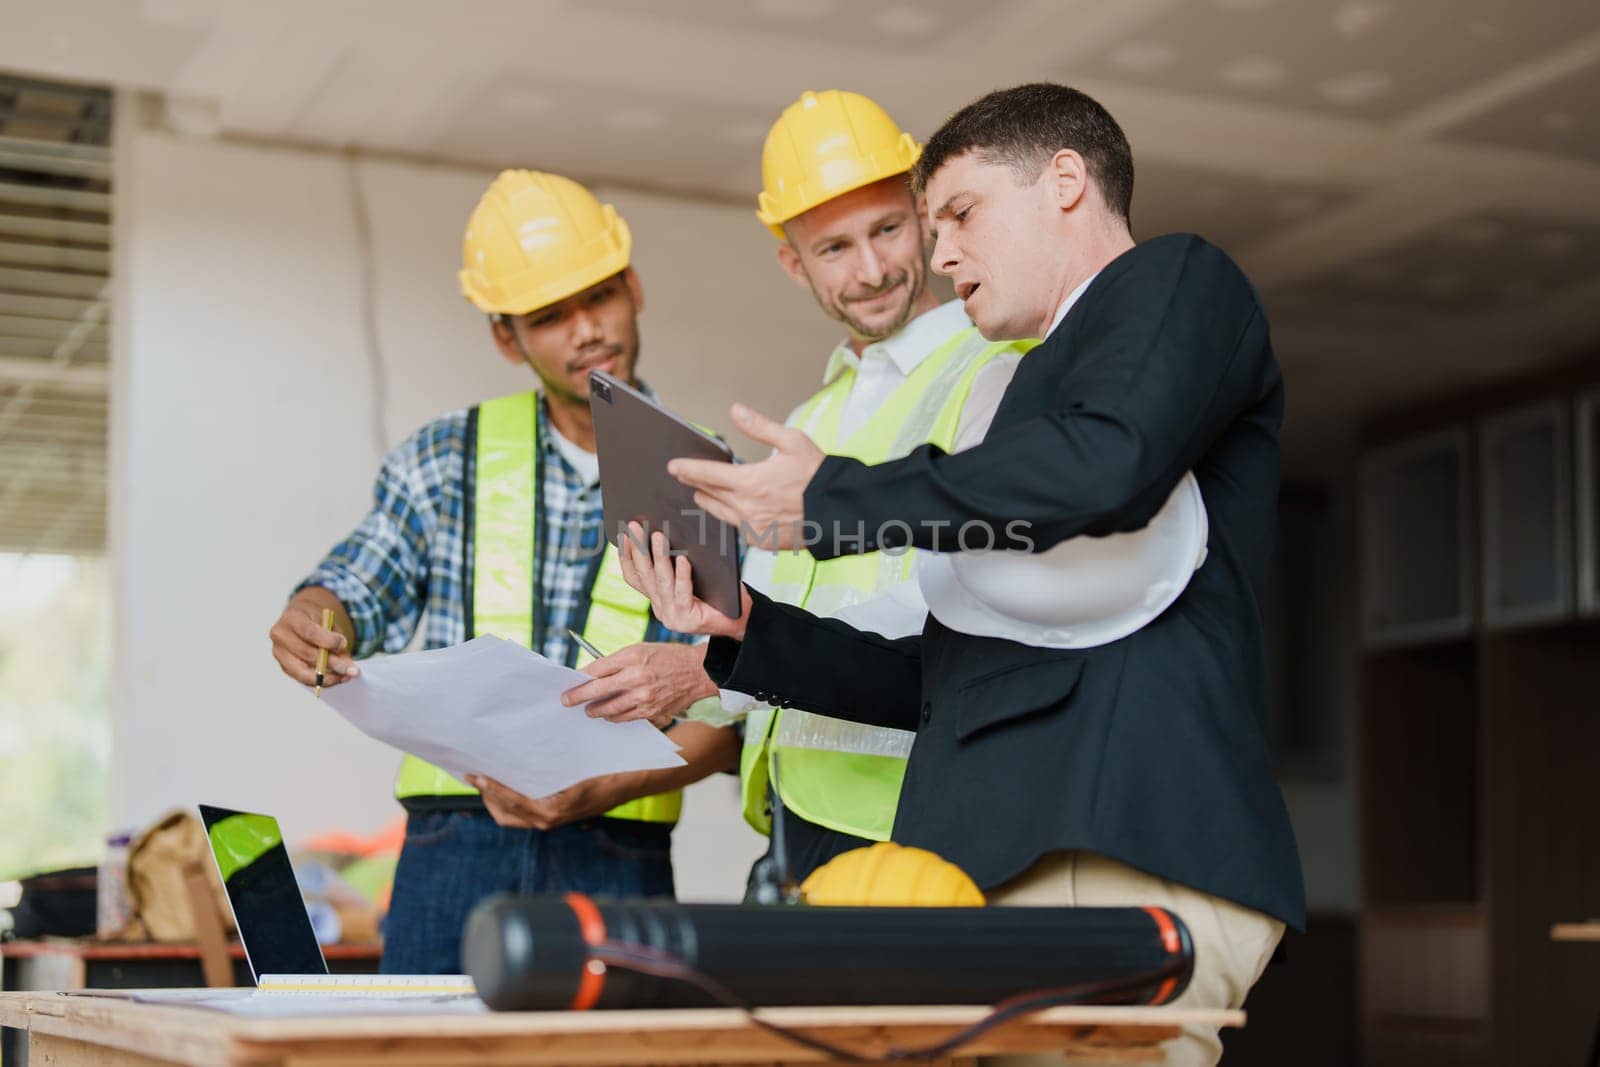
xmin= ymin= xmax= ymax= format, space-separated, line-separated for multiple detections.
xmin=818 ymin=275 xmax=1099 ymax=460
xmin=1046 ymin=271 xmax=1101 ymax=340
xmin=820 ymin=299 xmax=1020 ymax=454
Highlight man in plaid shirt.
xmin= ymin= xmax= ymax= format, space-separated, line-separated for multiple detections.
xmin=268 ymin=171 xmax=738 ymax=975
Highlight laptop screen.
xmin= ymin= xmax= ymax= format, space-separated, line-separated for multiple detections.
xmin=198 ymin=804 xmax=328 ymax=982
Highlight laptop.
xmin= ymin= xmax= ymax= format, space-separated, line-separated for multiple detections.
xmin=197 ymin=804 xmax=473 ymax=994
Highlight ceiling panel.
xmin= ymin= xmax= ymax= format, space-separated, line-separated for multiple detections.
xmin=430 ymin=77 xmax=770 ymax=202
xmin=580 ymin=0 xmax=994 ymax=51
xmin=1267 ymin=211 xmax=1600 ymax=317
xmin=1442 ymin=60 xmax=1600 ymax=164
xmin=1066 ymin=0 xmax=1597 ymax=123
xmin=1133 ymin=161 xmax=1355 ymax=253
xmin=1 ymin=0 xmax=1598 ymax=482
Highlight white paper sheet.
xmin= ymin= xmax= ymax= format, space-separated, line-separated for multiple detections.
xmin=319 ymin=635 xmax=684 ymax=798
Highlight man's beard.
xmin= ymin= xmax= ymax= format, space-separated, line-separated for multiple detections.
xmin=832 ymin=263 xmax=925 ymax=342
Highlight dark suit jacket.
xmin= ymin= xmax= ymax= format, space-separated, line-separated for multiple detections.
xmin=707 ymin=234 xmax=1306 ymax=929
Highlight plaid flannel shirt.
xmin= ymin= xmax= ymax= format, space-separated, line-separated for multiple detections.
xmin=298 ymin=391 xmax=693 ymax=666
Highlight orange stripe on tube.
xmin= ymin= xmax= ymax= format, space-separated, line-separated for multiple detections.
xmin=1142 ymin=906 xmax=1183 ymax=1005
xmin=564 ymin=892 xmax=608 ymax=1011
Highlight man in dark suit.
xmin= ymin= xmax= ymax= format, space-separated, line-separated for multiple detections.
xmin=628 ymin=83 xmax=1304 ymax=1066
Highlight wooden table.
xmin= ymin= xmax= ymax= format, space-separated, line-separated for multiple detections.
xmin=1 ymin=939 xmax=386 ymax=1067
xmin=0 ymin=990 xmax=1241 ymax=1066
xmin=2 ymin=938 xmax=383 ymax=991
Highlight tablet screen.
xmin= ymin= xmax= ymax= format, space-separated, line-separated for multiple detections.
xmin=590 ymin=372 xmax=743 ymax=618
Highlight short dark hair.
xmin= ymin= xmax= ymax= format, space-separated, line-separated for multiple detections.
xmin=911 ymin=83 xmax=1134 ymax=223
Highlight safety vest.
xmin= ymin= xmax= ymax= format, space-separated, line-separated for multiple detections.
xmin=393 ymin=391 xmax=682 ymax=825
xmin=739 ymin=327 xmax=1035 ymax=840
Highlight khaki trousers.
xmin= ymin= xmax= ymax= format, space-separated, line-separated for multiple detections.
xmin=981 ymin=852 xmax=1283 ymax=1067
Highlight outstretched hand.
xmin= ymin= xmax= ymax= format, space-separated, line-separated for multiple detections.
xmin=616 ymin=522 xmax=750 ymax=641
xmin=668 ymin=404 xmax=823 ymax=552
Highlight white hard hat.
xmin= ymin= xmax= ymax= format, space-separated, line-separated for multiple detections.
xmin=917 ymin=472 xmax=1209 ymax=649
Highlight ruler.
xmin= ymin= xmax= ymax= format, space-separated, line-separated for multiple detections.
xmin=257 ymin=973 xmax=476 ymax=996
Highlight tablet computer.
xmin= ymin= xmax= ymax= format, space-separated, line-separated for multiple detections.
xmin=589 ymin=370 xmax=743 ymax=619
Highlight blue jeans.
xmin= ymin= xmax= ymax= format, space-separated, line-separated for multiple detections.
xmin=380 ymin=809 xmax=675 ymax=974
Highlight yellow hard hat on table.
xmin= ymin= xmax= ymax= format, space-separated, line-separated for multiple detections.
xmin=756 ymin=89 xmax=922 ymax=239
xmin=800 ymin=842 xmax=985 ymax=907
xmin=459 ymin=170 xmax=631 ymax=315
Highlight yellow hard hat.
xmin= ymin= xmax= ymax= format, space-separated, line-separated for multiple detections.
xmin=459 ymin=170 xmax=632 ymax=315
xmin=756 ymin=90 xmax=922 ymax=239
xmin=800 ymin=843 xmax=985 ymax=907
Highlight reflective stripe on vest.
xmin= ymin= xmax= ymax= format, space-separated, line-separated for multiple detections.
xmin=739 ymin=327 xmax=1035 ymax=840
xmin=394 ymin=391 xmax=682 ymax=824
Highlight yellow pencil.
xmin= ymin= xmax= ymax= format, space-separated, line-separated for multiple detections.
xmin=314 ymin=607 xmax=333 ymax=697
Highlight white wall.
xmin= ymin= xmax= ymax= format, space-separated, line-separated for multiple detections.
xmin=110 ymin=104 xmax=838 ymax=901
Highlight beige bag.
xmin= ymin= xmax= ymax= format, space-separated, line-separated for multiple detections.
xmin=118 ymin=809 xmax=235 ymax=942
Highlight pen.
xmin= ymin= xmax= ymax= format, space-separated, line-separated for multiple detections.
xmin=566 ymin=628 xmax=605 ymax=661
xmin=567 ymin=628 xmax=681 ymax=732
xmin=314 ymin=607 xmax=333 ymax=697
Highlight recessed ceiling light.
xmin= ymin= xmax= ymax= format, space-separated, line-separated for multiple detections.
xmin=1109 ymin=42 xmax=1176 ymax=73
xmin=1319 ymin=71 xmax=1393 ymax=106
xmin=609 ymin=109 xmax=665 ymax=130
xmin=1219 ymin=57 xmax=1288 ymax=90
xmin=1216 ymin=0 xmax=1276 ymax=10
xmin=1541 ymin=112 xmax=1577 ymax=134
xmin=873 ymin=6 xmax=938 ymax=35
xmin=1332 ymin=2 xmax=1389 ymax=38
